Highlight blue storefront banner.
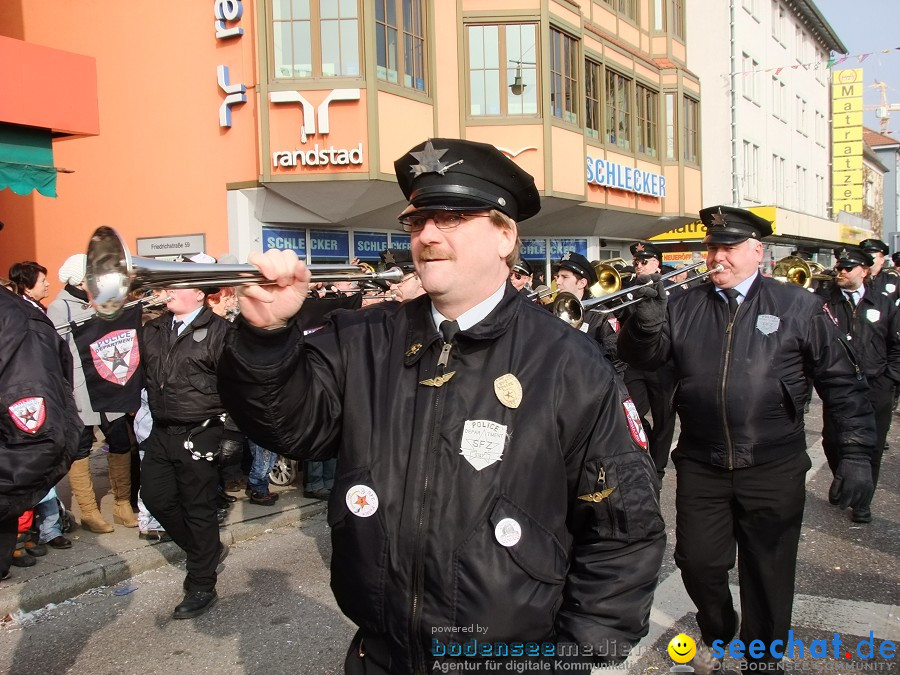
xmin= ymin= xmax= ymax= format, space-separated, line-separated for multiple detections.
xmin=390 ymin=233 xmax=411 ymax=251
xmin=549 ymin=238 xmax=588 ymax=260
xmin=354 ymin=231 xmax=388 ymax=260
xmin=262 ymin=227 xmax=306 ymax=257
xmin=520 ymin=239 xmax=547 ymax=262
xmin=310 ymin=229 xmax=350 ymax=261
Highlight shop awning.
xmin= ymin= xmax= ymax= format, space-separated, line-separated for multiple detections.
xmin=0 ymin=124 xmax=58 ymax=198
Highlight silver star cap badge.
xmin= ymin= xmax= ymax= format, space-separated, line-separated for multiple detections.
xmin=409 ymin=141 xmax=451 ymax=177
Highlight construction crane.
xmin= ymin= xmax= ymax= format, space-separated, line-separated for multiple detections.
xmin=865 ymin=81 xmax=900 ymax=135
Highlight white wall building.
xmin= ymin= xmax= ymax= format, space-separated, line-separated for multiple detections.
xmin=687 ymin=0 xmax=843 ymax=225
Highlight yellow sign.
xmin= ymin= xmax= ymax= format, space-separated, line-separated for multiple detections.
xmin=834 ymin=68 xmax=863 ymax=85
xmin=651 ymin=206 xmax=777 ymax=242
xmin=834 ymin=155 xmax=864 ymax=171
xmin=832 ymin=83 xmax=863 ymax=100
xmin=839 ymin=224 xmax=870 ymax=242
xmin=833 ymin=127 xmax=863 ymax=143
xmin=834 ymin=98 xmax=863 ymax=113
xmin=835 ymin=199 xmax=864 ymax=214
xmin=662 ymin=252 xmax=694 ymax=263
xmin=833 ymin=111 xmax=864 ymax=128
xmin=833 ymin=185 xmax=863 ymax=201
xmin=834 ymin=170 xmax=864 ymax=187
xmin=833 ymin=141 xmax=863 ymax=157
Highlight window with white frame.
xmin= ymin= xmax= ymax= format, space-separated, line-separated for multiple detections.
xmin=665 ymin=92 xmax=677 ymax=160
xmin=549 ymin=28 xmax=579 ymax=124
xmin=772 ymin=154 xmax=785 ymax=205
xmin=683 ymin=95 xmax=699 ymax=163
xmin=636 ymin=84 xmax=659 ymax=158
xmin=816 ymin=174 xmax=825 ymax=216
xmin=742 ymin=54 xmax=759 ymax=102
xmin=585 ymin=60 xmax=602 ymax=140
xmin=467 ymin=23 xmax=539 ymax=117
xmin=606 ymin=69 xmax=633 ymax=149
xmin=743 ymin=141 xmax=759 ymax=200
xmin=796 ymin=165 xmax=806 ymax=210
xmin=375 ymin=0 xmax=426 ymax=91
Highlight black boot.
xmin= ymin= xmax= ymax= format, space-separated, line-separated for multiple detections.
xmin=173 ymin=590 xmax=218 ymax=619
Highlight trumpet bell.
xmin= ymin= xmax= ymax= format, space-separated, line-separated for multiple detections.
xmin=589 ymin=262 xmax=622 ymax=298
xmin=772 ymin=256 xmax=812 ymax=288
xmin=551 ymin=291 xmax=584 ymax=329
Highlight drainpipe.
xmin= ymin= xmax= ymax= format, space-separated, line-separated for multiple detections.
xmin=730 ymin=0 xmax=739 ymax=205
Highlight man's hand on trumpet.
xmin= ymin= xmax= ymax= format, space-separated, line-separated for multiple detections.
xmin=238 ymin=249 xmax=310 ymax=329
xmin=628 ymin=273 xmax=667 ymax=332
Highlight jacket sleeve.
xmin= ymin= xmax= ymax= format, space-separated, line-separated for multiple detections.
xmin=885 ymin=301 xmax=900 ymax=385
xmin=617 ymin=309 xmax=672 ymax=371
xmin=807 ymin=304 xmax=877 ymax=455
xmin=555 ymin=376 xmax=666 ymax=665
xmin=217 ymin=316 xmax=343 ymax=460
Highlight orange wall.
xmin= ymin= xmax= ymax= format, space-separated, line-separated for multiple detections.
xmin=0 ymin=1 xmax=259 ymax=290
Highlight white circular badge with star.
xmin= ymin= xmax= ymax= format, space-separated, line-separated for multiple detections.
xmin=494 ymin=518 xmax=522 ymax=547
xmin=345 ymin=484 xmax=379 ymax=518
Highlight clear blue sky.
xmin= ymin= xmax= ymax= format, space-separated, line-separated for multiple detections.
xmin=814 ymin=0 xmax=900 ymax=134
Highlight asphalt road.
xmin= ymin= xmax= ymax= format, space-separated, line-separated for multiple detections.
xmin=0 ymin=401 xmax=897 ymax=675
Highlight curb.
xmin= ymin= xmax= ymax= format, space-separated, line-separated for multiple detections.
xmin=0 ymin=500 xmax=327 ymax=616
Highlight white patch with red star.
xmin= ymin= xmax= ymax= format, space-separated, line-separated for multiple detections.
xmin=90 ymin=329 xmax=140 ymax=386
xmin=8 ymin=397 xmax=46 ymax=434
xmin=345 ymin=484 xmax=379 ymax=518
xmin=623 ymin=398 xmax=648 ymax=451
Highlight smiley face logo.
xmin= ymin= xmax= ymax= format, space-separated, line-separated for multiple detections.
xmin=667 ymin=633 xmax=697 ymax=664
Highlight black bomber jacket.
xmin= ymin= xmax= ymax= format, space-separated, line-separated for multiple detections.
xmin=618 ymin=274 xmax=876 ymax=469
xmin=218 ymin=283 xmax=666 ymax=673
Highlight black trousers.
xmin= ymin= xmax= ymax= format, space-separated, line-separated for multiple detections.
xmin=624 ymin=365 xmax=677 ymax=480
xmin=77 ymin=413 xmax=133 ymax=459
xmin=823 ymin=375 xmax=892 ymax=489
xmin=673 ymin=451 xmax=811 ymax=660
xmin=141 ymin=425 xmax=222 ymax=592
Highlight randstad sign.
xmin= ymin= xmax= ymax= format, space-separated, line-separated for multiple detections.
xmin=586 ymin=157 xmax=666 ymax=198
xmin=270 ymin=89 xmax=364 ymax=168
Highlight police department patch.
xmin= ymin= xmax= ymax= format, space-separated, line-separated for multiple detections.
xmin=866 ymin=309 xmax=881 ymax=323
xmin=756 ymin=314 xmax=780 ymax=335
xmin=886 ymin=283 xmax=896 ymax=294
xmin=90 ymin=329 xmax=140 ymax=386
xmin=460 ymin=419 xmax=506 ymax=470
xmin=8 ymin=397 xmax=46 ymax=434
xmin=623 ymin=398 xmax=648 ymax=451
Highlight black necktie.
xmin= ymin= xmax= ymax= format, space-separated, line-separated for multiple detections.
xmin=440 ymin=319 xmax=460 ymax=344
xmin=170 ymin=320 xmax=183 ymax=345
xmin=722 ymin=288 xmax=740 ymax=319
xmin=845 ymin=291 xmax=857 ymax=308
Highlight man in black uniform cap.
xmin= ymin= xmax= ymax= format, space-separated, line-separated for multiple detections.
xmin=623 ymin=241 xmax=676 ymax=482
xmin=859 ymin=238 xmax=899 ymax=302
xmin=219 ymin=138 xmax=665 ymax=673
xmin=816 ymin=245 xmax=900 ymax=523
xmin=618 ymin=205 xmax=876 ymax=674
xmin=509 ymin=258 xmax=534 ymax=292
xmin=380 ymin=248 xmax=425 ymax=302
xmin=892 ymin=250 xmax=900 ymax=271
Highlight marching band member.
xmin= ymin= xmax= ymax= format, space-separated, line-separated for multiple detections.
xmin=618 ymin=205 xmax=876 ymax=674
xmin=509 ymin=258 xmax=534 ymax=292
xmin=219 ymin=138 xmax=664 ymax=673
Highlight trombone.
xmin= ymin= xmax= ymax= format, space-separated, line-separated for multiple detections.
xmin=85 ymin=226 xmax=405 ymax=319
xmin=526 ymin=258 xmax=628 ymax=304
xmin=772 ymin=256 xmax=835 ymax=288
xmin=551 ymin=260 xmax=721 ymax=329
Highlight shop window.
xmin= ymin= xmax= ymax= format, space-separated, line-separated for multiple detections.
xmin=683 ymin=95 xmax=699 ymax=164
xmin=636 ymin=84 xmax=659 ymax=158
xmin=550 ymin=238 xmax=589 ymax=261
xmin=272 ymin=0 xmax=361 ymax=79
xmin=585 ymin=60 xmax=603 ymax=140
xmin=606 ymin=69 xmax=632 ymax=150
xmin=375 ymin=0 xmax=426 ymax=91
xmin=467 ymin=24 xmax=538 ymax=117
xmin=549 ymin=28 xmax=579 ymax=124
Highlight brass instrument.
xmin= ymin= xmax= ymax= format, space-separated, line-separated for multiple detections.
xmin=588 ymin=257 xmax=627 ymax=298
xmin=551 ymin=260 xmax=720 ymax=329
xmin=881 ymin=267 xmax=900 ymax=278
xmin=772 ymin=256 xmax=834 ymax=289
xmin=54 ymin=294 xmax=168 ymax=335
xmin=85 ymin=226 xmax=405 ymax=319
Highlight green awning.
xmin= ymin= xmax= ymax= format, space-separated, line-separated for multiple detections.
xmin=0 ymin=123 xmax=57 ymax=198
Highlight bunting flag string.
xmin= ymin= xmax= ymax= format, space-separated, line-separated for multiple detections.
xmin=733 ymin=47 xmax=900 ymax=76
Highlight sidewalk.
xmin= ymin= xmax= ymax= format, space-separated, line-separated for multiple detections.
xmin=0 ymin=450 xmax=326 ymax=616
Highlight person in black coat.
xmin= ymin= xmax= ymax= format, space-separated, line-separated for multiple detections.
xmin=618 ymin=206 xmax=876 ymax=674
xmin=0 ymin=287 xmax=81 ymax=578
xmin=816 ymin=245 xmax=900 ymax=523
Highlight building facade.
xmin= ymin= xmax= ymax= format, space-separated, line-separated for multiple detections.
xmin=0 ymin=0 xmax=703 ymax=286
xmin=682 ymin=0 xmax=868 ymax=270
xmin=865 ymin=128 xmax=900 ymax=250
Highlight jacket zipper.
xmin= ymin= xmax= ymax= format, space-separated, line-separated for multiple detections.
xmin=411 ymin=340 xmax=453 ymax=673
xmin=720 ymin=304 xmax=740 ymax=470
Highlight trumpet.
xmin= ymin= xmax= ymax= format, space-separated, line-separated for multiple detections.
xmin=86 ymin=226 xmax=405 ymax=319
xmin=54 ymin=294 xmax=168 ymax=335
xmin=552 ymin=261 xmax=721 ymax=329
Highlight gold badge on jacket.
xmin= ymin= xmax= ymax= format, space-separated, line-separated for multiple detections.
xmin=493 ymin=373 xmax=522 ymax=409
xmin=420 ymin=371 xmax=456 ymax=387
xmin=577 ymin=487 xmax=617 ymax=503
